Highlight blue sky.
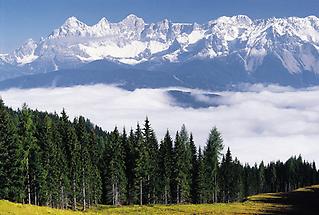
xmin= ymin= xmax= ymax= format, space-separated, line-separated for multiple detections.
xmin=1 ymin=0 xmax=318 ymax=53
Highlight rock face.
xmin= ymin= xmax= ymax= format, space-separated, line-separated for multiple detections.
xmin=0 ymin=14 xmax=319 ymax=88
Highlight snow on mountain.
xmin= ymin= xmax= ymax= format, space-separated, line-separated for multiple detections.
xmin=1 ymin=14 xmax=319 ymax=79
xmin=0 ymin=54 xmax=7 ymax=65
xmin=2 ymin=39 xmax=38 ymax=65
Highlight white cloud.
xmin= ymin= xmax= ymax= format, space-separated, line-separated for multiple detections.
xmin=1 ymin=84 xmax=319 ymax=165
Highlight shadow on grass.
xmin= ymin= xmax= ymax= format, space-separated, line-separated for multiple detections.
xmin=250 ymin=186 xmax=319 ymax=215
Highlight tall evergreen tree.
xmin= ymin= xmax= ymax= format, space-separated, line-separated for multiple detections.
xmin=38 ymin=115 xmax=60 ymax=207
xmin=75 ymin=116 xmax=92 ymax=210
xmin=59 ymin=109 xmax=81 ymax=209
xmin=196 ymin=147 xmax=205 ymax=204
xmin=18 ymin=104 xmax=37 ymax=204
xmin=68 ymin=126 xmax=80 ymax=210
xmin=203 ymin=127 xmax=224 ymax=203
xmin=0 ymin=100 xmax=20 ymax=201
xmin=173 ymin=127 xmax=191 ymax=203
xmin=189 ymin=133 xmax=198 ymax=204
xmin=87 ymin=130 xmax=102 ymax=206
xmin=258 ymin=161 xmax=266 ymax=193
xmin=232 ymin=157 xmax=243 ymax=200
xmin=103 ymin=127 xmax=127 ymax=205
xmin=219 ymin=147 xmax=238 ymax=202
xmin=179 ymin=125 xmax=192 ymax=203
xmin=54 ymin=110 xmax=71 ymax=208
xmin=142 ymin=118 xmax=159 ymax=204
xmin=123 ymin=128 xmax=136 ymax=204
xmin=134 ymin=123 xmax=150 ymax=205
xmin=158 ymin=130 xmax=173 ymax=204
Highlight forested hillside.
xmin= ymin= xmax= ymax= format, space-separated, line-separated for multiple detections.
xmin=0 ymin=100 xmax=317 ymax=210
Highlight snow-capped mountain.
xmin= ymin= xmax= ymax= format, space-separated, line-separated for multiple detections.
xmin=0 ymin=14 xmax=319 ymax=88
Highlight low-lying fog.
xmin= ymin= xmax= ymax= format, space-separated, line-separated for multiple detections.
xmin=2 ymin=84 xmax=319 ymax=165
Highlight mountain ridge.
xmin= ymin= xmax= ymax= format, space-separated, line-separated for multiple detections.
xmin=0 ymin=14 xmax=319 ymax=89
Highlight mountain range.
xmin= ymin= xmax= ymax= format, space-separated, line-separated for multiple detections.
xmin=1 ymin=14 xmax=319 ymax=90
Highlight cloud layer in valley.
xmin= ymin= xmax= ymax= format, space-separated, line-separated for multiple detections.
xmin=1 ymin=84 xmax=319 ymax=165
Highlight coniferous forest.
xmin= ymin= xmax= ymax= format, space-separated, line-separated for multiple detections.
xmin=0 ymin=100 xmax=318 ymax=210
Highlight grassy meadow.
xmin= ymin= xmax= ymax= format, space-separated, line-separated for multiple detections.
xmin=1 ymin=185 xmax=319 ymax=215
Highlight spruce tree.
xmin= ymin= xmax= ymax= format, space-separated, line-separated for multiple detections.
xmin=189 ymin=133 xmax=198 ymax=203
xmin=232 ymin=157 xmax=243 ymax=200
xmin=258 ymin=161 xmax=266 ymax=193
xmin=134 ymin=123 xmax=150 ymax=205
xmin=87 ymin=130 xmax=102 ymax=206
xmin=0 ymin=99 xmax=20 ymax=201
xmin=158 ymin=130 xmax=173 ymax=204
xmin=68 ymin=125 xmax=80 ymax=210
xmin=55 ymin=109 xmax=72 ymax=208
xmin=124 ymin=128 xmax=136 ymax=204
xmin=38 ymin=115 xmax=60 ymax=206
xmin=18 ymin=104 xmax=37 ymax=204
xmin=196 ymin=147 xmax=205 ymax=204
xmin=106 ymin=127 xmax=127 ymax=205
xmin=173 ymin=129 xmax=190 ymax=203
xmin=203 ymin=127 xmax=224 ymax=203
xmin=219 ymin=147 xmax=238 ymax=202
xmin=142 ymin=118 xmax=159 ymax=204
xmin=179 ymin=125 xmax=192 ymax=203
xmin=76 ymin=116 xmax=97 ymax=210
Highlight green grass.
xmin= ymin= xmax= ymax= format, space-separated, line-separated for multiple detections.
xmin=0 ymin=201 xmax=275 ymax=215
xmin=1 ymin=185 xmax=319 ymax=215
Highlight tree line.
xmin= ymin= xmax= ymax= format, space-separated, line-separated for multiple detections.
xmin=0 ymin=100 xmax=318 ymax=210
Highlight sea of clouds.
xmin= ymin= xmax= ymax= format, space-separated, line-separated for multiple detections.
xmin=1 ymin=84 xmax=319 ymax=165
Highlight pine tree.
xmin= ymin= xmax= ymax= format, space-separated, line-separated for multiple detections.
xmin=232 ymin=157 xmax=243 ymax=200
xmin=18 ymin=104 xmax=37 ymax=204
xmin=106 ymin=127 xmax=127 ymax=205
xmin=68 ymin=125 xmax=80 ymax=210
xmin=173 ymin=127 xmax=191 ymax=203
xmin=270 ymin=162 xmax=277 ymax=192
xmin=75 ymin=116 xmax=91 ymax=210
xmin=55 ymin=110 xmax=72 ymax=208
xmin=134 ymin=123 xmax=150 ymax=205
xmin=123 ymin=128 xmax=136 ymax=204
xmin=87 ymin=130 xmax=102 ymax=206
xmin=189 ymin=133 xmax=198 ymax=204
xmin=258 ymin=161 xmax=266 ymax=193
xmin=0 ymin=99 xmax=20 ymax=201
xmin=59 ymin=109 xmax=81 ymax=209
xmin=203 ymin=127 xmax=224 ymax=203
xmin=158 ymin=130 xmax=173 ymax=204
xmin=38 ymin=115 xmax=60 ymax=207
xmin=196 ymin=147 xmax=205 ymax=204
xmin=242 ymin=164 xmax=250 ymax=197
xmin=179 ymin=125 xmax=192 ymax=203
xmin=219 ymin=147 xmax=238 ymax=202
xmin=142 ymin=118 xmax=159 ymax=204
